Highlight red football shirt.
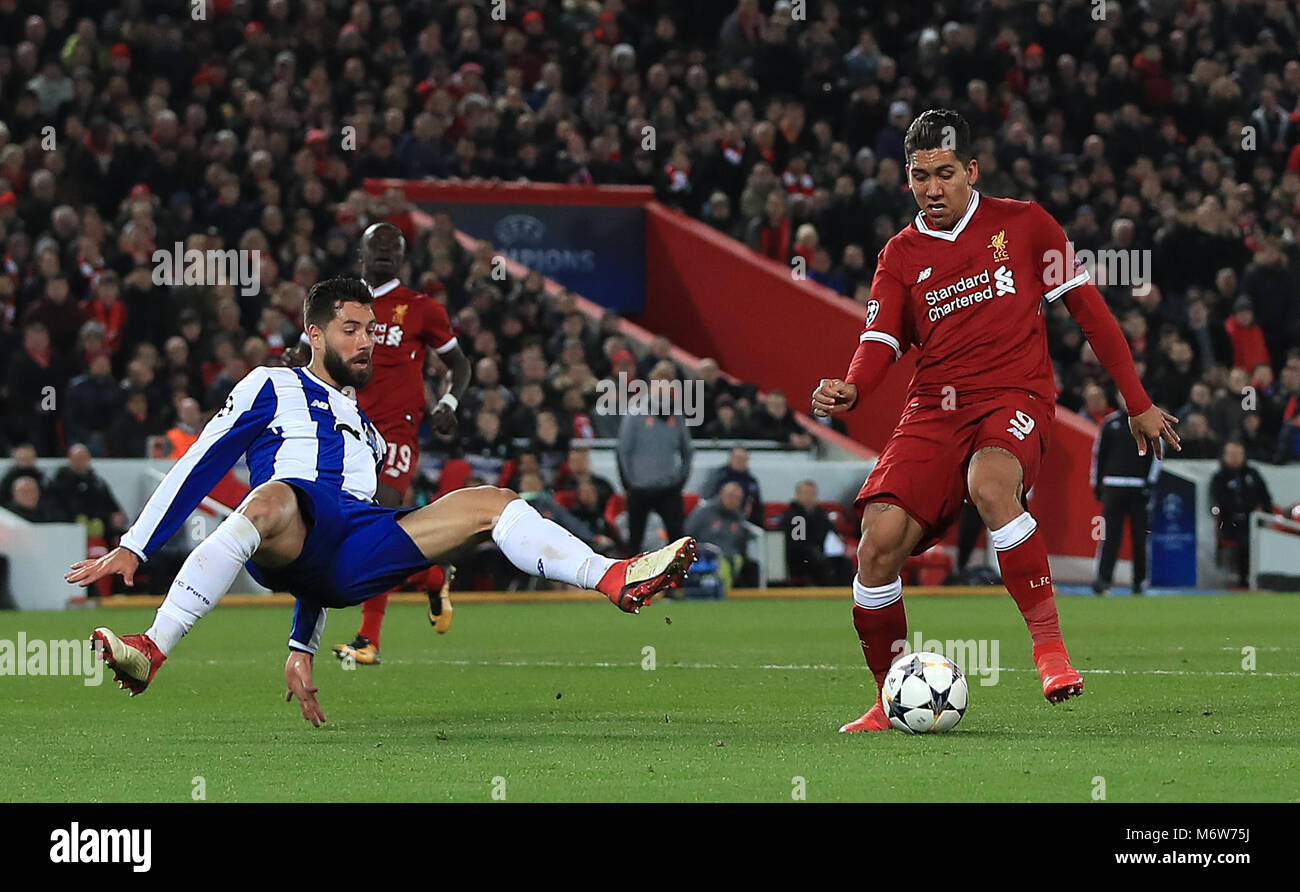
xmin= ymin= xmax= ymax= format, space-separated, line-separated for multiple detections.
xmin=359 ymin=279 xmax=457 ymax=428
xmin=862 ymin=192 xmax=1089 ymax=402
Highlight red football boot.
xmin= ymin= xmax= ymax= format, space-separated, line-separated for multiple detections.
xmin=1034 ymin=641 xmax=1084 ymax=704
xmin=597 ymin=537 xmax=697 ymax=613
xmin=91 ymin=627 xmax=167 ymax=696
xmin=839 ymin=701 xmax=892 ymax=733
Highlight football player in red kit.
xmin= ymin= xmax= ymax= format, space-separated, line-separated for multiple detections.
xmin=812 ymin=110 xmax=1180 ymax=731
xmin=331 ymin=222 xmax=471 ymax=664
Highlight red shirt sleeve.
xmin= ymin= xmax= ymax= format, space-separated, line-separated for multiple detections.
xmin=845 ymin=241 xmax=911 ymax=404
xmin=1026 ymin=202 xmax=1153 ymax=415
xmin=422 ymin=296 xmax=457 ymax=353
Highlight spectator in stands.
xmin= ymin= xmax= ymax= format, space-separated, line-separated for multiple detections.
xmin=0 ymin=444 xmax=46 ymax=504
xmin=569 ymin=478 xmax=623 ymax=556
xmin=22 ymin=273 xmax=80 ymax=356
xmin=747 ymin=188 xmax=791 ymax=262
xmin=693 ymin=358 xmax=734 ymax=431
xmin=1224 ymin=297 xmax=1271 ymax=372
xmin=616 ymin=362 xmax=693 ymax=555
xmin=1177 ymin=381 xmax=1214 ymax=427
xmin=704 ymin=191 xmax=737 ymax=237
xmin=48 ymin=443 xmax=124 ymax=541
xmin=164 ymin=398 xmax=203 ymax=458
xmin=530 ymin=410 xmax=569 ymax=482
xmin=748 ymin=391 xmax=813 ymax=450
xmin=1173 ymin=412 xmax=1220 ymax=459
xmin=555 ymin=446 xmax=614 ymax=509
xmin=5 ymin=475 xmax=60 ymax=523
xmin=463 ymin=356 xmax=513 ymax=420
xmin=63 ymin=353 xmax=122 ymax=455
xmin=1209 ymin=441 xmax=1274 ymax=587
xmin=637 ymin=335 xmax=681 ymax=381
xmin=106 ymin=390 xmax=155 ymax=458
xmin=1181 ymin=296 xmax=1231 ymax=374
xmin=1272 ymin=366 xmax=1300 ymax=463
xmin=504 ymin=380 xmax=547 ymax=443
xmin=1209 ymin=367 xmax=1252 ymax=443
xmin=779 ymin=479 xmax=851 ymax=586
xmin=1079 ymin=382 xmax=1112 ymax=425
xmin=464 ymin=408 xmax=511 ymax=460
xmin=704 ymin=447 xmax=763 ymax=525
xmin=701 ymin=394 xmax=747 ymax=439
xmin=1240 ymin=411 xmax=1273 ymax=463
xmin=685 ymin=481 xmax=753 ymax=589
xmin=6 ymin=322 xmax=65 ymax=454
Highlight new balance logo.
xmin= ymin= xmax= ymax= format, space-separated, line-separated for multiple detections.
xmin=1006 ymin=410 xmax=1035 ymax=441
xmin=916 ymin=266 xmax=933 ymax=283
xmin=310 ymin=399 xmax=330 ymax=410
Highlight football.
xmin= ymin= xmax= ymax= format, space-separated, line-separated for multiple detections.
xmin=882 ymin=652 xmax=969 ymax=734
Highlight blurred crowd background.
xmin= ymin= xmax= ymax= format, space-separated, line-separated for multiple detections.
xmin=2 ymin=0 xmax=1300 ymax=579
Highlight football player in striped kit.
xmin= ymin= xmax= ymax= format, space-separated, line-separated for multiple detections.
xmin=70 ymin=278 xmax=696 ymax=725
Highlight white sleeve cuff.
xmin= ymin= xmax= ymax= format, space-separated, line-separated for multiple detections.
xmin=859 ymin=330 xmax=902 ymax=360
xmin=1044 ymin=270 xmax=1090 ymax=302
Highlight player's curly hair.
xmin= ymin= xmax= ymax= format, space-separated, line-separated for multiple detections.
xmin=903 ymin=109 xmax=974 ymax=166
xmin=303 ymin=277 xmax=373 ymax=332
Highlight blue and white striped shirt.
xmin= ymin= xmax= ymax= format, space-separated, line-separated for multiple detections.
xmin=120 ymin=366 xmax=387 ymax=560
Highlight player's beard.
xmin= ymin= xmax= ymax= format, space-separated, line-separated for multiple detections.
xmin=324 ymin=343 xmax=372 ymax=389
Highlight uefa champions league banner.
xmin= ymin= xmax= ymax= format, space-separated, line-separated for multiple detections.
xmin=1150 ymin=470 xmax=1198 ymax=587
xmin=365 ymin=181 xmax=649 ymax=314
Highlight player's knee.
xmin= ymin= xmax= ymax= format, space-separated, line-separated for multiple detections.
xmin=238 ymin=481 xmax=300 ymax=539
xmin=857 ymin=531 xmax=906 ymax=584
xmin=968 ymin=476 xmax=1016 ymax=517
xmin=465 ymin=485 xmax=519 ymax=533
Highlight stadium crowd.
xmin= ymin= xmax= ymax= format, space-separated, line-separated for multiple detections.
xmin=2 ymin=0 xmax=1300 ymax=553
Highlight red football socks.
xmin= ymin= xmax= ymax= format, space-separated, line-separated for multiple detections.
xmin=852 ymin=599 xmax=907 ymax=694
xmin=358 ymin=591 xmax=389 ymax=647
xmin=992 ymin=516 xmax=1063 ymax=648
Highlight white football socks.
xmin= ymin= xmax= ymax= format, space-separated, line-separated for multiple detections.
xmin=491 ymin=498 xmax=616 ymax=589
xmin=146 ymin=512 xmax=261 ymax=655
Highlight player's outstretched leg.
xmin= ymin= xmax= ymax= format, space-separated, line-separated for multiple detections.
xmin=968 ymin=447 xmax=1084 ymax=704
xmin=92 ymin=481 xmax=307 ymax=696
xmin=396 ymin=486 xmax=695 ymax=612
xmin=841 ymin=503 xmax=924 ymax=732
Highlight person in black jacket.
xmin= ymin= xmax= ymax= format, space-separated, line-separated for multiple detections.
xmin=1209 ymin=441 xmax=1275 ymax=587
xmin=1091 ymin=398 xmax=1160 ymax=595
xmin=780 ymin=480 xmax=853 ymax=586
xmin=48 ymin=444 xmax=125 ymax=541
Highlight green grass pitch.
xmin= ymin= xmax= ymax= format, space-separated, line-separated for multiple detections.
xmin=2 ymin=595 xmax=1297 ymax=802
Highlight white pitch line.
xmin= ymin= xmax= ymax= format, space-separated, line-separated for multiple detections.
xmin=378 ymin=658 xmax=1300 ymax=678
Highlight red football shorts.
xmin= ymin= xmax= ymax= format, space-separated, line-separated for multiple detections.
xmin=856 ymin=390 xmax=1055 ymax=553
xmin=377 ymin=418 xmax=420 ymax=499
